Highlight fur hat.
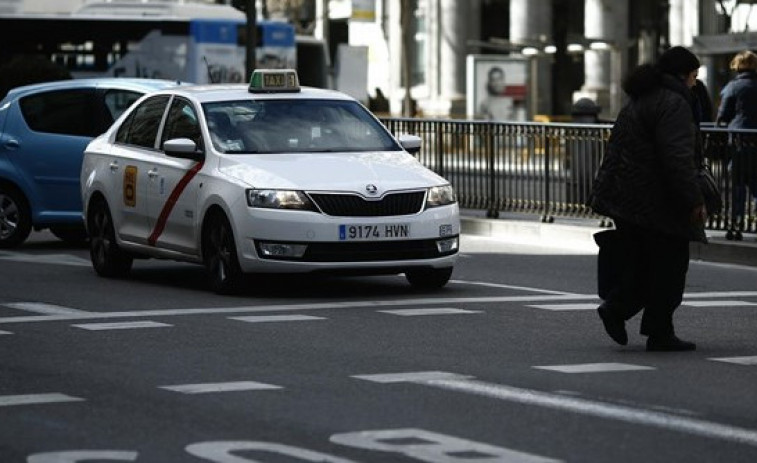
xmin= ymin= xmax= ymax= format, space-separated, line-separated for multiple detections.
xmin=657 ymin=46 xmax=701 ymax=76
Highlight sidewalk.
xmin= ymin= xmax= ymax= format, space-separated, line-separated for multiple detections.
xmin=460 ymin=210 xmax=757 ymax=268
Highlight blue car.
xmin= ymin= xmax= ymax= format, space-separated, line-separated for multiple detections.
xmin=0 ymin=77 xmax=183 ymax=247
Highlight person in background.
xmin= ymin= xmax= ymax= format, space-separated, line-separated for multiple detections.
xmin=716 ymin=50 xmax=757 ymax=239
xmin=588 ymin=46 xmax=706 ymax=352
xmin=692 ymin=79 xmax=714 ymax=123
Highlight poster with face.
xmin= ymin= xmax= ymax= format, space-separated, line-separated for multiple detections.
xmin=466 ymin=55 xmax=529 ymax=121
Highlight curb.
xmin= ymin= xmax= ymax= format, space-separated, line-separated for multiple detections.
xmin=461 ymin=216 xmax=757 ymax=268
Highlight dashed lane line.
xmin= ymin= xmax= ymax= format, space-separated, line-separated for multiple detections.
xmin=353 ymin=371 xmax=757 ymax=447
xmin=4 ymin=302 xmax=91 ymax=315
xmin=0 ymin=251 xmax=90 ymax=267
xmin=71 ymin=321 xmax=172 ymax=331
xmin=0 ymin=393 xmax=85 ymax=407
xmin=0 ymin=294 xmax=598 ymax=325
xmin=709 ymin=356 xmax=757 ymax=365
xmin=229 ymin=315 xmax=326 ymax=323
xmin=533 ymin=363 xmax=656 ymax=373
xmin=0 ymin=290 xmax=756 ymax=326
xmin=158 ymin=381 xmax=282 ymax=394
xmin=378 ymin=308 xmax=481 ymax=316
xmin=683 ymin=300 xmax=757 ymax=307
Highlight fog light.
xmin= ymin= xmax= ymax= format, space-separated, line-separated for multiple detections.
xmin=436 ymin=237 xmax=458 ymax=253
xmin=258 ymin=242 xmax=308 ymax=259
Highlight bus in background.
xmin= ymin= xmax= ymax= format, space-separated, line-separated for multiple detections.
xmin=0 ymin=1 xmax=303 ymax=85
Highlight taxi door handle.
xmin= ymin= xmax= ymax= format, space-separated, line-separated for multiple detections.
xmin=109 ymin=161 xmax=119 ymax=172
xmin=147 ymin=168 xmax=159 ymax=179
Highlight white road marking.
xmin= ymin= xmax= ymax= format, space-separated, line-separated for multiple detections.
xmin=230 ymin=314 xmax=325 ymax=323
xmin=0 ymin=393 xmax=84 ymax=407
xmin=72 ymin=321 xmax=171 ymax=330
xmin=159 ymin=381 xmax=281 ymax=394
xmin=527 ymin=303 xmax=598 ymax=311
xmin=28 ymin=451 xmax=138 ymax=463
xmin=0 ymin=290 xmax=755 ymax=325
xmin=450 ymin=279 xmax=576 ymax=295
xmin=378 ymin=308 xmax=481 ymax=316
xmin=683 ymin=300 xmax=757 ymax=307
xmin=0 ymin=330 xmax=11 ymax=335
xmin=4 ymin=302 xmax=90 ymax=315
xmin=0 ymin=251 xmax=91 ymax=267
xmin=533 ymin=363 xmax=655 ymax=373
xmin=710 ymin=356 xmax=757 ymax=365
xmin=354 ymin=371 xmax=473 ymax=383
xmin=352 ymin=371 xmax=757 ymax=447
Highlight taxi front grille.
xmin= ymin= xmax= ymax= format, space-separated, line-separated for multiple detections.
xmin=303 ymin=239 xmax=456 ymax=262
xmin=309 ymin=191 xmax=426 ymax=217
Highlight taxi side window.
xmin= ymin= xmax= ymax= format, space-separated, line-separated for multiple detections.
xmin=102 ymin=90 xmax=143 ymax=128
xmin=116 ymin=95 xmax=170 ymax=149
xmin=161 ymin=98 xmax=202 ymax=151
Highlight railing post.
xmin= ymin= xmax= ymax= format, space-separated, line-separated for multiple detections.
xmin=486 ymin=123 xmax=499 ymax=218
xmin=542 ymin=126 xmax=553 ymax=222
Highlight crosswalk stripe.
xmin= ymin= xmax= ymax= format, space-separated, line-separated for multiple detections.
xmin=159 ymin=381 xmax=282 ymax=394
xmin=72 ymin=321 xmax=172 ymax=330
xmin=709 ymin=356 xmax=757 ymax=365
xmin=533 ymin=363 xmax=655 ymax=373
xmin=378 ymin=308 xmax=481 ymax=316
xmin=229 ymin=315 xmax=325 ymax=323
xmin=0 ymin=393 xmax=84 ymax=407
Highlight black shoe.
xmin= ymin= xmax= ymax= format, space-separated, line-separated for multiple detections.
xmin=646 ymin=335 xmax=696 ymax=352
xmin=597 ymin=304 xmax=627 ymax=346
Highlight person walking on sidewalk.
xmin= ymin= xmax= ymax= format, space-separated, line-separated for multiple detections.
xmin=588 ymin=46 xmax=707 ymax=351
xmin=716 ymin=50 xmax=757 ymax=240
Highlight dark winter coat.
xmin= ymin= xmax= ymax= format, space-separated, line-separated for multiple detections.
xmin=588 ymin=65 xmax=705 ymax=242
xmin=717 ymin=70 xmax=757 ymax=129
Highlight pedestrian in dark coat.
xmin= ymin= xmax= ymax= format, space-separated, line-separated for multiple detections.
xmin=588 ymin=46 xmax=706 ymax=352
xmin=716 ymin=50 xmax=757 ymax=237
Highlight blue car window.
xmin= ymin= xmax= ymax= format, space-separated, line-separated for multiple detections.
xmin=19 ymin=88 xmax=96 ymax=137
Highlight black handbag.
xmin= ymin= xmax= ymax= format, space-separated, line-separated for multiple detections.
xmin=697 ymin=161 xmax=722 ymax=215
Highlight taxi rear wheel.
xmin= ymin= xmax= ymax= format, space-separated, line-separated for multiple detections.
xmin=88 ymin=197 xmax=133 ymax=277
xmin=0 ymin=185 xmax=32 ymax=249
xmin=203 ymin=213 xmax=244 ymax=295
xmin=405 ymin=267 xmax=453 ymax=289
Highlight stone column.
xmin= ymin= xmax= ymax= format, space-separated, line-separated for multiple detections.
xmin=434 ymin=0 xmax=477 ymax=117
xmin=510 ymin=0 xmax=552 ymax=118
xmin=576 ymin=0 xmax=628 ymax=119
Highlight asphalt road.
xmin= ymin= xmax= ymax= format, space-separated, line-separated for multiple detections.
xmin=1 ymin=230 xmax=756 ymax=463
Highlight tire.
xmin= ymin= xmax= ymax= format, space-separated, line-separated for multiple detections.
xmin=405 ymin=267 xmax=453 ymax=289
xmin=50 ymin=224 xmax=88 ymax=244
xmin=87 ymin=197 xmax=132 ymax=277
xmin=0 ymin=186 xmax=32 ymax=248
xmin=203 ymin=213 xmax=244 ymax=295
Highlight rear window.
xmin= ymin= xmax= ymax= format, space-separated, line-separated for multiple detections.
xmin=20 ymin=88 xmax=97 ymax=137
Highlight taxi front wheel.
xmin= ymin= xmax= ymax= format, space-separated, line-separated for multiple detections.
xmin=405 ymin=267 xmax=453 ymax=289
xmin=87 ymin=197 xmax=133 ymax=277
xmin=203 ymin=213 xmax=244 ymax=295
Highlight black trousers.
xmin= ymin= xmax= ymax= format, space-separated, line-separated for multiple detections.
xmin=597 ymin=219 xmax=690 ymax=337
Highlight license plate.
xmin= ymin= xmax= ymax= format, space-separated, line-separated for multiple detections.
xmin=339 ymin=224 xmax=410 ymax=240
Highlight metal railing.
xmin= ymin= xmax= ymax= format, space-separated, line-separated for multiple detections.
xmin=381 ymin=117 xmax=757 ymax=236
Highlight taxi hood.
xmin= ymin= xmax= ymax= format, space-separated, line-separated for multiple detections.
xmin=217 ymin=151 xmax=448 ymax=192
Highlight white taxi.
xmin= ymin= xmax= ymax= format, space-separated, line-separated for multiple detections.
xmin=81 ymin=70 xmax=459 ymax=294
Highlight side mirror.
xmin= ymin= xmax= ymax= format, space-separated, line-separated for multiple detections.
xmin=398 ymin=134 xmax=422 ymax=155
xmin=163 ymin=138 xmax=204 ymax=161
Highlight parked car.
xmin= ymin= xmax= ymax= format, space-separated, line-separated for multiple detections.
xmin=0 ymin=77 xmax=184 ymax=248
xmin=80 ymin=69 xmax=460 ymax=294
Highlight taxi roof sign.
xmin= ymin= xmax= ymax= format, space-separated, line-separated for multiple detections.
xmin=249 ymin=69 xmax=300 ymax=93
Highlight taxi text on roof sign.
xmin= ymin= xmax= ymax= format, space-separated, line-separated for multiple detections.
xmin=249 ymin=69 xmax=300 ymax=93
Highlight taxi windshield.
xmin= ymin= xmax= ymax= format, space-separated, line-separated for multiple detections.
xmin=203 ymin=99 xmax=401 ymax=154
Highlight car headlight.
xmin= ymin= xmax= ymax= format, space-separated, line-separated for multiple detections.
xmin=426 ymin=185 xmax=457 ymax=208
xmin=246 ymin=189 xmax=316 ymax=210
